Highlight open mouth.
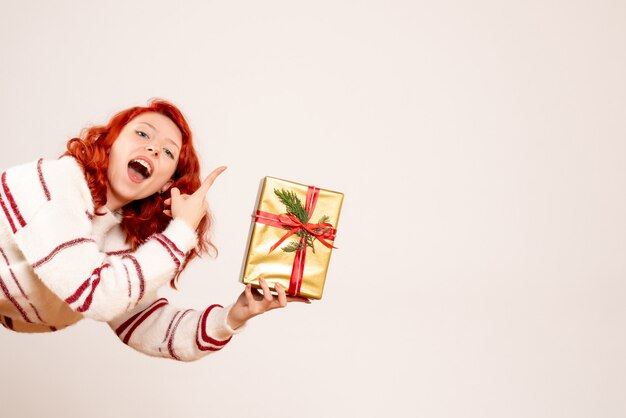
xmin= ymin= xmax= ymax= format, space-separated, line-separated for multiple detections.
xmin=128 ymin=159 xmax=153 ymax=182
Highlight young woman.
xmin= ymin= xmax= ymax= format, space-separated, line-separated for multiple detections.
xmin=0 ymin=99 xmax=306 ymax=361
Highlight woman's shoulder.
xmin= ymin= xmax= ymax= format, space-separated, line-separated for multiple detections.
xmin=41 ymin=155 xmax=84 ymax=178
xmin=43 ymin=156 xmax=94 ymax=207
xmin=5 ymin=156 xmax=82 ymax=182
xmin=3 ymin=156 xmax=94 ymax=215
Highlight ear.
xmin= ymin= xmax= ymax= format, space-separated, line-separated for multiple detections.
xmin=160 ymin=179 xmax=174 ymax=194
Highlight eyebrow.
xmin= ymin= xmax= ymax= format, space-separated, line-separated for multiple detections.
xmin=137 ymin=121 xmax=181 ymax=151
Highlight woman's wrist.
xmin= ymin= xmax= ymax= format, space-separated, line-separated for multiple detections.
xmin=226 ymin=307 xmax=246 ymax=330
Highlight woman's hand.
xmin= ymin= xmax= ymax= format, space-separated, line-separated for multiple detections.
xmin=164 ymin=166 xmax=226 ymax=230
xmin=227 ymin=277 xmax=310 ymax=330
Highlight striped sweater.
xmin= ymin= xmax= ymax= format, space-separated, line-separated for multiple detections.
xmin=0 ymin=156 xmax=236 ymax=361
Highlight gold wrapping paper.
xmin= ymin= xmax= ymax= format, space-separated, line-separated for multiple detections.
xmin=241 ymin=177 xmax=343 ymax=300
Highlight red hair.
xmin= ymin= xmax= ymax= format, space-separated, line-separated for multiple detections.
xmin=62 ymin=99 xmax=214 ymax=287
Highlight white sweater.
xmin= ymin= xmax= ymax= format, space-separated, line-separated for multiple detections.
xmin=0 ymin=156 xmax=236 ymax=361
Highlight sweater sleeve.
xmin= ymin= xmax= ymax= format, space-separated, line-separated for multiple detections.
xmin=107 ymin=294 xmax=237 ymax=361
xmin=0 ymin=157 xmax=198 ymax=322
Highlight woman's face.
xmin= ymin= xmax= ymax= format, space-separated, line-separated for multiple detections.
xmin=106 ymin=112 xmax=183 ymax=211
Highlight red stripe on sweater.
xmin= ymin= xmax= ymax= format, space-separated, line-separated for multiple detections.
xmin=197 ymin=344 xmax=222 ymax=352
xmin=32 ymin=238 xmax=95 ymax=269
xmin=122 ymin=255 xmax=145 ymax=302
xmin=65 ymin=277 xmax=91 ymax=304
xmin=123 ymin=263 xmax=132 ymax=299
xmin=115 ymin=298 xmax=168 ymax=337
xmin=162 ymin=311 xmax=180 ymax=343
xmin=68 ymin=264 xmax=109 ymax=310
xmin=196 ymin=304 xmax=231 ymax=350
xmin=0 ymin=246 xmax=45 ymax=323
xmin=1 ymin=171 xmax=25 ymax=227
xmin=0 ymin=194 xmax=17 ymax=233
xmin=37 ymin=158 xmax=51 ymax=201
xmin=122 ymin=301 xmax=168 ymax=345
xmin=106 ymin=249 xmax=132 ymax=256
xmin=153 ymin=235 xmax=181 ymax=271
xmin=155 ymin=233 xmax=185 ymax=258
xmin=0 ymin=272 xmax=31 ymax=323
xmin=168 ymin=309 xmax=193 ymax=361
xmin=77 ymin=277 xmax=101 ymax=312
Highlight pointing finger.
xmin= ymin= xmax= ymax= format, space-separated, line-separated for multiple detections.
xmin=196 ymin=166 xmax=227 ymax=196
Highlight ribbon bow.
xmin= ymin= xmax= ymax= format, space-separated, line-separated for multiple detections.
xmin=266 ymin=213 xmax=337 ymax=253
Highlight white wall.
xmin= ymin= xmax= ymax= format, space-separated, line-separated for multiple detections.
xmin=1 ymin=1 xmax=625 ymax=417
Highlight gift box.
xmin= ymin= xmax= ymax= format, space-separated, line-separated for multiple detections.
xmin=240 ymin=176 xmax=343 ymax=300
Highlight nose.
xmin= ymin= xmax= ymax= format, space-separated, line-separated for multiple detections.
xmin=145 ymin=145 xmax=158 ymax=156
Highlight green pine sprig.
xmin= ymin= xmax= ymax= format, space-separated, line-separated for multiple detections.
xmin=273 ymin=189 xmax=309 ymax=223
xmin=273 ymin=188 xmax=333 ymax=254
xmin=317 ymin=215 xmax=330 ymax=225
xmin=282 ymin=241 xmax=306 ymax=253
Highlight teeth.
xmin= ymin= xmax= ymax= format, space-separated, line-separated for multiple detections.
xmin=132 ymin=159 xmax=152 ymax=176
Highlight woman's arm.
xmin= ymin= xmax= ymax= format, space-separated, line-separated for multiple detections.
xmin=1 ymin=157 xmax=197 ymax=322
xmin=108 ymin=278 xmax=309 ymax=361
xmin=107 ymin=294 xmax=237 ymax=361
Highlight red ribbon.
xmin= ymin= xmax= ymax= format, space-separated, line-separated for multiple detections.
xmin=254 ymin=185 xmax=337 ymax=296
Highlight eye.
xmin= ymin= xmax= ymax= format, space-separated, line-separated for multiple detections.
xmin=164 ymin=148 xmax=175 ymax=159
xmin=135 ymin=130 xmax=149 ymax=139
